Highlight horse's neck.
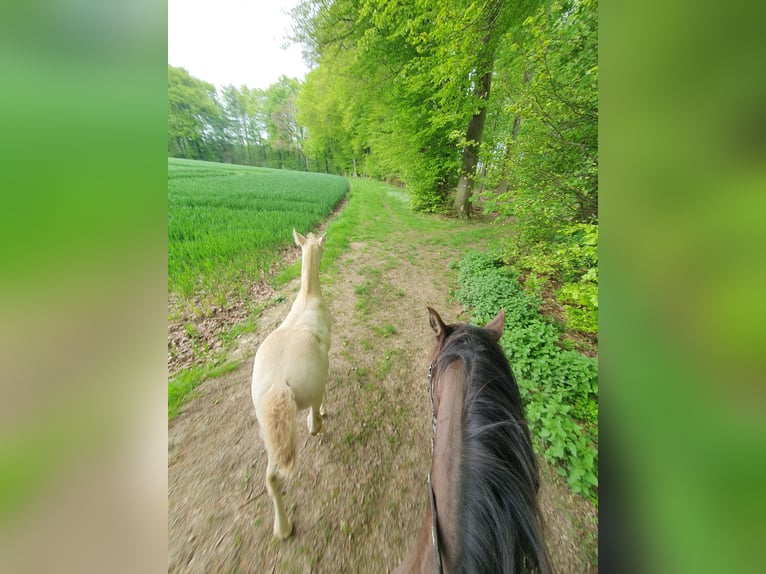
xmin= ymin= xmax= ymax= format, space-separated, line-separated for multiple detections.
xmin=430 ymin=362 xmax=465 ymax=571
xmin=397 ymin=363 xmax=464 ymax=574
xmin=282 ymin=249 xmax=327 ymax=328
xmin=299 ymin=249 xmax=322 ymax=299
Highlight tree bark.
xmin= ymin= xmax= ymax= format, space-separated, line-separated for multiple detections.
xmin=243 ymin=114 xmax=254 ymax=165
xmin=454 ymin=67 xmax=493 ymax=218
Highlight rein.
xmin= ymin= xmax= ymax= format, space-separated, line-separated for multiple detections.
xmin=427 ymin=363 xmax=444 ymax=574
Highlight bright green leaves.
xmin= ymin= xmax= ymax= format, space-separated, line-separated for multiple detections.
xmin=291 ymin=0 xmax=548 ymax=211
xmin=478 ymin=0 xmax=598 ymax=253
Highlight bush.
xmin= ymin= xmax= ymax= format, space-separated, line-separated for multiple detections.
xmin=457 ymin=251 xmax=598 ymax=502
xmin=501 ymin=223 xmax=599 ymax=336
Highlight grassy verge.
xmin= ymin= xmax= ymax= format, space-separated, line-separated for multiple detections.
xmin=168 ymin=360 xmax=241 ymax=420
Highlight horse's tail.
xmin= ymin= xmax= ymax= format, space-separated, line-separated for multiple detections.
xmin=260 ymin=381 xmax=297 ymax=476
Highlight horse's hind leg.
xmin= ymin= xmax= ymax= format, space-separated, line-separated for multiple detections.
xmin=265 ymin=457 xmax=292 ymax=539
xmin=307 ymin=398 xmax=323 ymax=435
xmin=319 ymin=386 xmax=326 ymax=417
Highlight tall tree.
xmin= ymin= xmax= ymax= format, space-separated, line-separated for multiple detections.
xmin=440 ymin=0 xmax=543 ymax=218
xmin=291 ymin=0 xmax=544 ymax=212
xmin=168 ymin=65 xmax=226 ymax=160
xmin=298 ymin=65 xmax=350 ymax=174
xmin=220 ymin=84 xmax=251 ymax=164
xmin=264 ymin=76 xmax=305 ymax=170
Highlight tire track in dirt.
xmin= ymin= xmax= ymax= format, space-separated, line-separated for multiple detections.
xmin=168 ymin=184 xmax=597 ymax=573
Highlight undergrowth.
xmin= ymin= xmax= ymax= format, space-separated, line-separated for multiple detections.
xmin=506 ymin=223 xmax=598 ymax=335
xmin=456 ymin=251 xmax=598 ymax=503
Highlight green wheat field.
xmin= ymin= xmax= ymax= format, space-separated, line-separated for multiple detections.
xmin=168 ymin=158 xmax=349 ymax=299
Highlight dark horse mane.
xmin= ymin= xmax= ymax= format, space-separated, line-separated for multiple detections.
xmin=434 ymin=322 xmax=552 ymax=574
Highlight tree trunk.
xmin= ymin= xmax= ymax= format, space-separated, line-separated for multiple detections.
xmin=454 ymin=67 xmax=493 ymax=218
xmin=243 ymin=115 xmax=254 ymax=165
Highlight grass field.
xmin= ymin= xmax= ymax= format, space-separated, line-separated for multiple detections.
xmin=168 ymin=158 xmax=349 ymax=300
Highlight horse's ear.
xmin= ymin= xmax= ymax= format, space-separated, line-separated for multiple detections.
xmin=484 ymin=309 xmax=505 ymax=341
xmin=293 ymin=229 xmax=306 ymax=247
xmin=318 ymin=233 xmax=327 ymax=248
xmin=427 ymin=307 xmax=446 ymax=339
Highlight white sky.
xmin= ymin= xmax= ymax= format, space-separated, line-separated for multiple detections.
xmin=168 ymin=0 xmax=309 ymax=90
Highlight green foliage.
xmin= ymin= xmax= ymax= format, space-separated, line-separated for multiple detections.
xmin=474 ymin=0 xmax=598 ymax=335
xmin=168 ymin=65 xmax=227 ymax=161
xmin=168 ymin=158 xmax=348 ymax=298
xmin=558 ymin=278 xmax=598 ymax=334
xmin=457 ymin=251 xmax=598 ymax=502
xmin=263 ymin=76 xmax=305 ymax=167
xmin=169 ymin=67 xmax=308 ymax=170
xmin=557 ymin=224 xmax=598 ymax=335
xmin=291 ymin=0 xmax=545 ymax=213
xmin=505 ymin=220 xmax=598 ymax=336
xmin=481 ymin=0 xmax=597 ymax=227
xmin=295 ymin=49 xmax=384 ymax=177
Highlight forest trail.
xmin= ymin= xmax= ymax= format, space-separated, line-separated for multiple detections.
xmin=168 ymin=182 xmax=597 ymax=573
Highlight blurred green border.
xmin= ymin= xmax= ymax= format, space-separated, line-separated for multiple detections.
xmin=602 ymin=1 xmax=766 ymax=572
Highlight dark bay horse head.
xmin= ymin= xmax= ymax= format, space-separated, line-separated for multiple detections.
xmin=395 ymin=308 xmax=552 ymax=573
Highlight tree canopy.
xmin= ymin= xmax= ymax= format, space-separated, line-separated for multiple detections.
xmin=289 ymin=0 xmax=595 ymax=217
xmin=168 ymin=66 xmax=307 ymax=171
xmin=290 ymin=0 xmax=598 ymax=331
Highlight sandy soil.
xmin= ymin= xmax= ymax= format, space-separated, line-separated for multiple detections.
xmin=168 ymin=194 xmax=597 ymax=573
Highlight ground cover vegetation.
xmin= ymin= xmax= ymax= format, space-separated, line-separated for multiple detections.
xmin=456 ymin=251 xmax=597 ymax=501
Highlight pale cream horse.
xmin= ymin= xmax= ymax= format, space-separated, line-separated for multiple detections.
xmin=251 ymin=229 xmax=331 ymax=539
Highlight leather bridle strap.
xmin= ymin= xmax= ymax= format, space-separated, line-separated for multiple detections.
xmin=428 ymin=364 xmax=444 ymax=574
xmin=428 ymin=469 xmax=443 ymax=574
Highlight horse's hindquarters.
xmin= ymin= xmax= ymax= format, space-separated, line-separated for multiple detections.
xmin=288 ymin=344 xmax=329 ymax=411
xmin=252 ymin=326 xmax=329 ymax=412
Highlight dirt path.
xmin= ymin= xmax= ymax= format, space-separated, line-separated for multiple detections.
xmin=168 ymin=184 xmax=597 ymax=573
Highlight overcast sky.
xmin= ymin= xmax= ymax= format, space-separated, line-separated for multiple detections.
xmin=168 ymin=0 xmax=309 ymax=90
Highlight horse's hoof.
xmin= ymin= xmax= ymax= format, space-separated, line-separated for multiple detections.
xmin=308 ymin=413 xmax=322 ymax=435
xmin=274 ymin=521 xmax=293 ymax=540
